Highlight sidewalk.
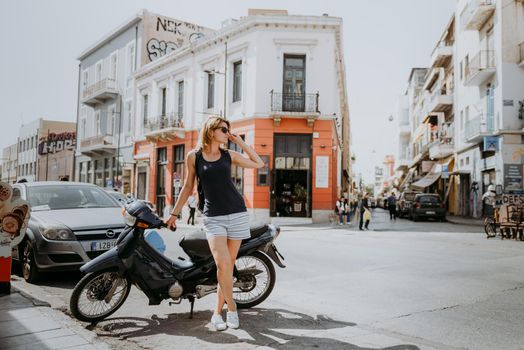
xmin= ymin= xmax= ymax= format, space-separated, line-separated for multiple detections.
xmin=0 ymin=287 xmax=111 ymax=350
xmin=446 ymin=215 xmax=484 ymax=227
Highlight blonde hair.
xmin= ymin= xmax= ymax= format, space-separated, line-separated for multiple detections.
xmin=196 ymin=116 xmax=230 ymax=151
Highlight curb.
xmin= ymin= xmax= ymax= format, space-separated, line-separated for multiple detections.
xmin=446 ymin=218 xmax=484 ymax=227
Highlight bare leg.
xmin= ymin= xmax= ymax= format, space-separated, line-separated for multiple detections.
xmin=215 ymin=239 xmax=242 ymax=313
xmin=208 ymin=237 xmax=242 ymax=315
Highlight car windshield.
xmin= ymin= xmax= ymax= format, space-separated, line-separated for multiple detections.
xmin=108 ymin=191 xmax=127 ymax=203
xmin=27 ymin=185 xmax=119 ymax=211
xmin=419 ymin=196 xmax=440 ymax=203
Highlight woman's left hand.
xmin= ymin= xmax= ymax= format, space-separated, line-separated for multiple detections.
xmin=228 ymin=133 xmax=244 ymax=145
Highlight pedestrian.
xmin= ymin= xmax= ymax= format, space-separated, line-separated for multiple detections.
xmin=345 ymin=198 xmax=351 ymax=224
xmin=359 ymin=193 xmax=370 ymax=230
xmin=187 ymin=192 xmax=197 ymax=225
xmin=387 ymin=192 xmax=397 ymax=220
xmin=165 ymin=116 xmax=264 ymax=331
xmin=336 ymin=197 xmax=345 ymax=225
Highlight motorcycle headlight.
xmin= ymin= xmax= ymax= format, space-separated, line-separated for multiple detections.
xmin=40 ymin=225 xmax=75 ymax=241
xmin=124 ymin=211 xmax=137 ymax=226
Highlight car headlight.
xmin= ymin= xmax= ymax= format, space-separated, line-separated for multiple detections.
xmin=40 ymin=225 xmax=75 ymax=241
xmin=124 ymin=211 xmax=137 ymax=226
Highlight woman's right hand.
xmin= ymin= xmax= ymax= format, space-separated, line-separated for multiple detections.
xmin=165 ymin=214 xmax=178 ymax=231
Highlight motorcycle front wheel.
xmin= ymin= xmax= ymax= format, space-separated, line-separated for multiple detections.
xmin=70 ymin=270 xmax=131 ymax=323
xmin=233 ymin=251 xmax=276 ymax=309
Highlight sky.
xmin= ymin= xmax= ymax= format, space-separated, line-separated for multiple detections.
xmin=0 ymin=0 xmax=456 ymax=183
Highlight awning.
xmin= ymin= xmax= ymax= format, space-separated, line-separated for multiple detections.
xmin=399 ymin=168 xmax=415 ymax=190
xmin=411 ymin=164 xmax=441 ymax=189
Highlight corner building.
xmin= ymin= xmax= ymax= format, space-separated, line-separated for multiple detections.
xmin=132 ymin=10 xmax=351 ymax=223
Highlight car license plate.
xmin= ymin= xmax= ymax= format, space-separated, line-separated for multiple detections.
xmin=426 ymin=211 xmax=436 ymax=215
xmin=90 ymin=240 xmax=116 ymax=251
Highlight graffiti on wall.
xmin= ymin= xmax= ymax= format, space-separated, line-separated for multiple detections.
xmin=38 ymin=132 xmax=76 ymax=155
xmin=146 ymin=16 xmax=209 ymax=62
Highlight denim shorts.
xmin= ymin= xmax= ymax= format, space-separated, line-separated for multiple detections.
xmin=203 ymin=211 xmax=251 ymax=240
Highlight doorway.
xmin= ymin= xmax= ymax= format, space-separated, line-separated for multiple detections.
xmin=459 ymin=174 xmax=471 ymax=216
xmin=270 ymin=134 xmax=312 ymax=218
xmin=137 ymin=168 xmax=147 ymax=200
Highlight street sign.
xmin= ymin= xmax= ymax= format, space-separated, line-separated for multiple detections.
xmin=442 ymin=164 xmax=449 ymax=179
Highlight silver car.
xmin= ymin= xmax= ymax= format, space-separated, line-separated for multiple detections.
xmin=11 ymin=182 xmax=125 ymax=283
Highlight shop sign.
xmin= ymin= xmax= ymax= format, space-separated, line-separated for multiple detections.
xmin=315 ymin=156 xmax=329 ymax=188
xmin=504 ymin=164 xmax=524 ymax=193
xmin=483 ymin=136 xmax=499 ymax=152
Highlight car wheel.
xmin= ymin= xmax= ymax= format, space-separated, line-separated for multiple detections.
xmin=21 ymin=240 xmax=41 ymax=283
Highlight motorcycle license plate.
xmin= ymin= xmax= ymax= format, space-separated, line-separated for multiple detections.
xmin=90 ymin=240 xmax=117 ymax=251
xmin=426 ymin=211 xmax=436 ymax=215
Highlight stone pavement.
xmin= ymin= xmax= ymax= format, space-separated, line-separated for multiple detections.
xmin=0 ymin=288 xmax=111 ymax=350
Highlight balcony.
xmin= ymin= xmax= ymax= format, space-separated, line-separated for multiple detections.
xmin=464 ymin=114 xmax=494 ymax=143
xmin=144 ymin=113 xmax=185 ymax=142
xmin=429 ymin=139 xmax=454 ymax=159
xmin=79 ymin=134 xmax=116 ymax=156
xmin=464 ymin=50 xmax=496 ymax=86
xmin=270 ymin=91 xmax=320 ymax=127
xmin=430 ymin=43 xmax=453 ymax=68
xmin=519 ymin=42 xmax=524 ymax=67
xmin=82 ymin=78 xmax=119 ymax=107
xmin=460 ymin=0 xmax=495 ymax=31
xmin=428 ymin=87 xmax=453 ymax=113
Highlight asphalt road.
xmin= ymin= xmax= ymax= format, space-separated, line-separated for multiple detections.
xmin=12 ymin=209 xmax=524 ymax=350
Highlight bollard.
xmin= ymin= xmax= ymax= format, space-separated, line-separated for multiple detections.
xmin=0 ymin=182 xmax=30 ymax=295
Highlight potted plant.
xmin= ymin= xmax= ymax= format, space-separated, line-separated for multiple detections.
xmin=292 ymin=184 xmax=307 ymax=214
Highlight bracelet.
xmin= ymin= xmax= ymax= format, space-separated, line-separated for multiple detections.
xmin=170 ymin=213 xmax=178 ymax=217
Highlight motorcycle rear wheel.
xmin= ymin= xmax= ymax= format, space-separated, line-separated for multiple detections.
xmin=70 ymin=270 xmax=131 ymax=323
xmin=233 ymin=251 xmax=276 ymax=309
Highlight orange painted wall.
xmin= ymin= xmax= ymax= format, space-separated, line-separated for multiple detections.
xmin=133 ymin=118 xmax=338 ymax=213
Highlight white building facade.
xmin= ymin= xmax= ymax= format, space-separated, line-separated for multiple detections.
xmin=131 ymin=10 xmax=351 ymax=223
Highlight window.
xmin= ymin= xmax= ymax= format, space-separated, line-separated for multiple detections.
xmin=108 ymin=106 xmax=116 ymax=135
xmin=79 ymin=162 xmax=85 ymax=183
xmin=95 ymin=61 xmax=102 ymax=82
xmin=110 ymin=52 xmax=118 ymax=80
xmin=81 ymin=118 xmax=86 ymax=139
xmin=156 ymin=148 xmax=167 ymax=216
xmin=95 ymin=111 xmax=101 ymax=136
xmin=161 ymin=87 xmax=167 ymax=116
xmin=125 ymin=101 xmax=132 ymax=132
xmin=228 ymin=135 xmax=245 ymax=194
xmin=82 ymin=70 xmax=89 ymax=88
xmin=143 ymin=94 xmax=149 ymax=126
xmin=207 ymin=73 xmax=215 ymax=108
xmin=127 ymin=41 xmax=136 ymax=76
xmin=173 ymin=144 xmax=185 ymax=203
xmin=177 ymin=80 xmax=184 ymax=118
xmin=233 ymin=61 xmax=242 ymax=102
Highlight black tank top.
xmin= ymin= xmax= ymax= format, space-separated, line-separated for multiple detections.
xmin=196 ymin=149 xmax=246 ymax=217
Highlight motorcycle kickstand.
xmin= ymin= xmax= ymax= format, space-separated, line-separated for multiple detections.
xmin=188 ymin=296 xmax=195 ymax=319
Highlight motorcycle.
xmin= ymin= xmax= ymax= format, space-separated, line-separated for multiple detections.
xmin=69 ymin=200 xmax=285 ymax=323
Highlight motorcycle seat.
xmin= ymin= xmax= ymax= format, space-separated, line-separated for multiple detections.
xmin=179 ymin=223 xmax=269 ymax=258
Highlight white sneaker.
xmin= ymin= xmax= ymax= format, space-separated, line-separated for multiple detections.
xmin=211 ymin=313 xmax=227 ymax=331
xmin=226 ymin=311 xmax=240 ymax=329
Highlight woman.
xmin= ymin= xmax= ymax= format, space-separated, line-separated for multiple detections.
xmin=165 ymin=116 xmax=264 ymax=331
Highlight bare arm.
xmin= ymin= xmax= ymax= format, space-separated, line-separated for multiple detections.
xmin=228 ymin=134 xmax=264 ymax=169
xmin=165 ymin=150 xmax=197 ymax=228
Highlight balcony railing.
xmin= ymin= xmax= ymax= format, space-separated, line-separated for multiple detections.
xmin=430 ymin=41 xmax=453 ymax=68
xmin=464 ymin=114 xmax=494 ymax=143
xmin=460 ymin=0 xmax=495 ymax=31
xmin=464 ymin=50 xmax=496 ymax=86
xmin=145 ymin=113 xmax=184 ymax=133
xmin=270 ymin=91 xmax=319 ymax=113
xmin=519 ymin=42 xmax=524 ymax=66
xmin=79 ymin=134 xmax=115 ymax=155
xmin=82 ymin=78 xmax=118 ymax=106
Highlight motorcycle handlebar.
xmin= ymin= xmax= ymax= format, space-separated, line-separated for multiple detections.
xmin=159 ymin=222 xmax=177 ymax=232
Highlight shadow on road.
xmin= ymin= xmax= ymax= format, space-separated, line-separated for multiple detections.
xmin=91 ymin=307 xmax=420 ymax=349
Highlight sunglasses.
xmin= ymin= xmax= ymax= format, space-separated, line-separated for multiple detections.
xmin=215 ymin=126 xmax=230 ymax=134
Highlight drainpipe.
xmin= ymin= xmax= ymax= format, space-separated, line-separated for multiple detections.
xmin=73 ymin=62 xmax=81 ymax=181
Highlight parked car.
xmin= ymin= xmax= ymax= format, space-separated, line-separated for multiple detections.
xmin=397 ymin=191 xmax=421 ymax=218
xmin=11 ymin=182 xmax=125 ymax=283
xmin=409 ymin=193 xmax=446 ymax=221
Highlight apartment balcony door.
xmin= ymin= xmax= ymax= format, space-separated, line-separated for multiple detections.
xmin=282 ymin=55 xmax=306 ymax=112
xmin=486 ymin=84 xmax=494 ymax=131
xmin=156 ymin=148 xmax=167 ymax=216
